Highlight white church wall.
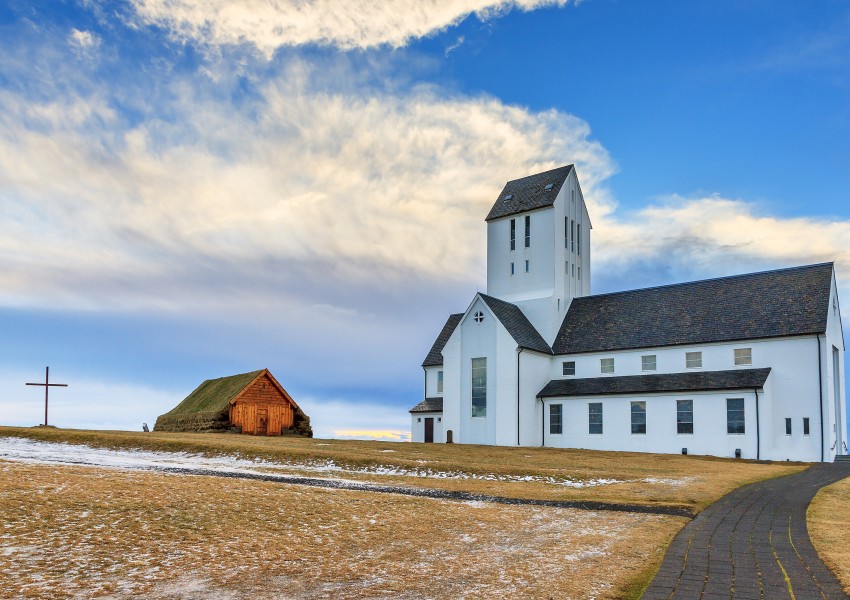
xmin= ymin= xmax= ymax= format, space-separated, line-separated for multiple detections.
xmin=518 ymin=350 xmax=551 ymax=446
xmin=410 ymin=412 xmax=444 ymax=444
xmin=548 ymin=335 xmax=824 ymax=461
xmin=440 ymin=328 xmax=462 ymax=445
xmin=424 ymin=366 xmax=443 ymax=398
xmin=824 ymin=274 xmax=846 ymax=459
xmin=458 ymin=298 xmax=499 ymax=445
xmin=493 ymin=325 xmax=519 ymax=445
xmin=542 ymin=391 xmax=760 ymax=458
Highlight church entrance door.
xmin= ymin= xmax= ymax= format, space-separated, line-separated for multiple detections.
xmin=424 ymin=417 xmax=434 ymax=443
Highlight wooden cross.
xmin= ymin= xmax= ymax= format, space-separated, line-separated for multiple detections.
xmin=26 ymin=366 xmax=68 ymax=427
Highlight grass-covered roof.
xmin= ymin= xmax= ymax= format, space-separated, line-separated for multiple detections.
xmin=161 ymin=370 xmax=263 ymax=417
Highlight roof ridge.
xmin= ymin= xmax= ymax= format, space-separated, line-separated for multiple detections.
xmin=575 ymin=262 xmax=834 ymax=302
xmin=504 ymin=164 xmax=573 ymax=185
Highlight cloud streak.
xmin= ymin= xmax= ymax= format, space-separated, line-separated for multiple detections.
xmin=128 ymin=0 xmax=572 ymax=54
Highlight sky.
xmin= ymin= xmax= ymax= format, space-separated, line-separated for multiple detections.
xmin=1 ymin=0 xmax=849 ymax=440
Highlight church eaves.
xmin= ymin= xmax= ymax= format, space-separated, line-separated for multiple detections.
xmin=553 ymin=263 xmax=834 ymax=355
xmin=479 ymin=294 xmax=552 ymax=354
xmin=485 ymin=165 xmax=574 ymax=222
xmin=422 ymin=314 xmax=463 ymax=367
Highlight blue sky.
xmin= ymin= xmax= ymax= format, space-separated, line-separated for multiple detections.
xmin=1 ymin=0 xmax=849 ymax=439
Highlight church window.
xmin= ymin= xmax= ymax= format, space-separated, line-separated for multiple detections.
xmin=471 ymin=358 xmax=487 ymax=417
xmin=437 ymin=370 xmax=443 ymax=394
xmin=562 ymin=361 xmax=575 ymax=376
xmin=734 ymin=348 xmax=752 ymax=366
xmin=578 ymin=266 xmax=582 ymax=280
xmin=641 ymin=355 xmax=657 ymax=371
xmin=588 ymin=402 xmax=603 ymax=434
xmin=686 ymin=352 xmax=702 ymax=369
xmin=510 ymin=262 xmax=514 ymax=275
xmin=417 ymin=418 xmax=421 ymax=423
xmin=577 ymin=224 xmax=581 ymax=255
xmin=785 ymin=418 xmax=792 ymax=435
xmin=727 ymin=398 xmax=745 ymax=434
xmin=525 ymin=260 xmax=529 ymax=273
xmin=677 ymin=400 xmax=693 ymax=434
xmin=473 ymin=311 xmax=484 ymax=323
xmin=571 ymin=189 xmax=575 ymax=204
xmin=631 ymin=401 xmax=646 ymax=434
xmin=571 ymin=220 xmax=575 ymax=253
xmin=572 ymin=264 xmax=575 ymax=277
xmin=565 ymin=217 xmax=569 ymax=249
xmin=550 ymin=404 xmax=563 ymax=434
xmin=503 ymin=194 xmax=513 ymax=201
xmin=600 ymin=358 xmax=614 ymax=374
xmin=524 ymin=215 xmax=531 ymax=247
xmin=544 ymin=183 xmax=554 ymax=191
xmin=510 ymin=219 xmax=516 ymax=251
xmin=803 ymin=417 xmax=810 ymax=435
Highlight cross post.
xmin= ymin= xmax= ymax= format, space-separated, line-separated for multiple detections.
xmin=26 ymin=366 xmax=68 ymax=427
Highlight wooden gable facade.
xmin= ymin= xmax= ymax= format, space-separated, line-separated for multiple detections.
xmin=229 ymin=370 xmax=298 ymax=436
xmin=154 ymin=369 xmax=312 ymax=437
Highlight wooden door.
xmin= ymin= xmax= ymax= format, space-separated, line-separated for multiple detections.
xmin=257 ymin=407 xmax=268 ymax=435
xmin=424 ymin=417 xmax=434 ymax=443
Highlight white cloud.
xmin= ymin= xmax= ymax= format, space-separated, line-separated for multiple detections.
xmin=68 ymin=28 xmax=100 ymax=54
xmin=0 ymin=64 xmax=615 ymax=315
xmin=128 ymin=0 xmax=572 ymax=55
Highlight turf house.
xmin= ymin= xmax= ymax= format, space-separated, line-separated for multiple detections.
xmin=411 ymin=165 xmax=847 ymax=462
xmin=155 ymin=369 xmax=312 ymax=437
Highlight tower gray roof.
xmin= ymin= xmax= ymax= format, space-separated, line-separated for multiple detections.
xmin=485 ymin=165 xmax=574 ymax=222
xmin=553 ymin=263 xmax=835 ymax=355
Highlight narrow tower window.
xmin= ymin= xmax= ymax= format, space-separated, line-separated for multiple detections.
xmin=524 ymin=215 xmax=531 ymax=247
xmin=571 ymin=220 xmax=575 ymax=253
xmin=565 ymin=217 xmax=569 ymax=249
xmin=510 ymin=219 xmax=515 ymax=251
xmin=577 ymin=224 xmax=581 ymax=255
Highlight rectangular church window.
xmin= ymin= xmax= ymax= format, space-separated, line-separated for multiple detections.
xmin=600 ymin=358 xmax=614 ymax=374
xmin=577 ymin=224 xmax=581 ymax=255
xmin=471 ymin=358 xmax=487 ymax=418
xmin=727 ymin=398 xmax=745 ymax=434
xmin=588 ymin=402 xmax=603 ymax=434
xmin=565 ymin=217 xmax=569 ymax=249
xmin=785 ymin=418 xmax=792 ymax=435
xmin=734 ymin=348 xmax=752 ymax=366
xmin=642 ymin=355 xmax=657 ymax=371
xmin=562 ymin=361 xmax=575 ymax=376
xmin=524 ymin=215 xmax=531 ymax=247
xmin=550 ymin=404 xmax=563 ymax=434
xmin=686 ymin=352 xmax=702 ymax=369
xmin=677 ymin=400 xmax=693 ymax=434
xmin=631 ymin=401 xmax=646 ymax=434
xmin=437 ymin=370 xmax=443 ymax=394
xmin=803 ymin=417 xmax=810 ymax=435
xmin=510 ymin=219 xmax=515 ymax=251
xmin=571 ymin=220 xmax=575 ymax=253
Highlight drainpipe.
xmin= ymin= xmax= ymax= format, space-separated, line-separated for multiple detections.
xmin=754 ymin=388 xmax=760 ymax=461
xmin=817 ymin=334 xmax=825 ymax=462
xmin=516 ymin=348 xmax=523 ymax=446
xmin=541 ymin=396 xmax=545 ymax=447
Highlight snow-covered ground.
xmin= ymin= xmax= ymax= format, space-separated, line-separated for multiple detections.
xmin=0 ymin=436 xmax=687 ymax=488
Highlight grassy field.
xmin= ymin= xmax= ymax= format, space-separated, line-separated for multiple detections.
xmin=0 ymin=426 xmax=802 ymax=512
xmin=808 ymin=474 xmax=850 ymax=594
xmin=0 ymin=426 xmax=807 ymax=599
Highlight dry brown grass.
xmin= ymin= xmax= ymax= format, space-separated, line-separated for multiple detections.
xmin=0 ymin=461 xmax=685 ymax=599
xmin=0 ymin=426 xmax=803 ymax=512
xmin=808 ymin=473 xmax=850 ymax=594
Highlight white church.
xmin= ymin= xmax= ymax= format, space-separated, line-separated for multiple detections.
xmin=410 ymin=165 xmax=847 ymax=462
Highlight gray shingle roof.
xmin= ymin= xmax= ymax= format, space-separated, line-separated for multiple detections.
xmin=409 ymin=397 xmax=444 ymax=413
xmin=485 ymin=165 xmax=574 ymax=222
xmin=480 ymin=294 xmax=552 ymax=354
xmin=537 ymin=368 xmax=772 ymax=398
xmin=422 ymin=314 xmax=463 ymax=367
xmin=554 ymin=263 xmax=834 ymax=355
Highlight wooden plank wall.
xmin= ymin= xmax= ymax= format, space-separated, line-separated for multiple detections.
xmin=229 ymin=373 xmax=296 ymax=435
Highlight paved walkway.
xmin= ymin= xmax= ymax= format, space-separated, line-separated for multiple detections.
xmin=643 ymin=463 xmax=850 ymax=600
